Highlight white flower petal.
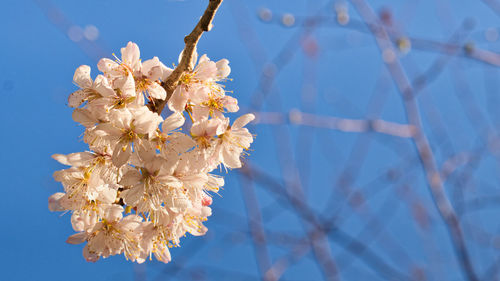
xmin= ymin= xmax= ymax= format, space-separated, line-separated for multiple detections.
xmin=66 ymin=232 xmax=87 ymax=245
xmin=232 ymin=113 xmax=255 ymax=129
xmin=112 ymin=142 xmax=132 ymax=167
xmin=162 ymin=112 xmax=185 ymax=133
xmin=73 ymin=65 xmax=92 ymax=89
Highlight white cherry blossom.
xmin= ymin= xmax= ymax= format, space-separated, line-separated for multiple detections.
xmin=50 ymin=42 xmax=254 ymax=264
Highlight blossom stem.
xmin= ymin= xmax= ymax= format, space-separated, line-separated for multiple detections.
xmin=148 ymin=0 xmax=224 ymax=114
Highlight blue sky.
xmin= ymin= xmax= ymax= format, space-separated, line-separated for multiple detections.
xmin=2 ymin=0 xmax=500 ymax=280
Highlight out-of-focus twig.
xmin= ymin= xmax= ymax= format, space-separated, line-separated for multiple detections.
xmin=348 ymin=0 xmax=480 ymax=280
xmin=254 ymin=110 xmax=416 ymax=138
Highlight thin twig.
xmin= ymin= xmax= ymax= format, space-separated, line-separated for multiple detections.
xmin=148 ymin=0 xmax=224 ymax=114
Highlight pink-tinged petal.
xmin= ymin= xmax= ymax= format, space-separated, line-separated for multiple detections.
xmin=222 ymin=96 xmax=239 ymax=112
xmin=97 ymin=186 xmax=117 ymax=204
xmin=198 ymin=54 xmax=209 ymax=65
xmin=72 ymin=108 xmax=97 ymax=127
xmin=154 ymin=245 xmax=172 ymax=264
xmin=52 ymin=170 xmax=64 ymax=182
xmin=135 ymin=145 xmax=156 ymax=164
xmin=97 ymin=58 xmax=120 ymax=76
xmin=232 ymin=113 xmax=255 ymax=129
xmin=214 ymin=118 xmax=227 ymax=136
xmin=94 ymin=122 xmax=122 ymax=137
xmin=186 ymin=221 xmax=207 ymax=236
xmin=122 ymin=186 xmax=144 ymax=206
xmin=66 ymin=232 xmax=87 ymax=244
xmin=162 ymin=112 xmax=185 ymax=133
xmin=180 ymin=173 xmax=208 ymax=187
xmin=104 ymin=205 xmax=124 ymax=222
xmin=51 ymin=154 xmax=70 ymax=166
xmin=71 ymin=214 xmax=86 ymax=232
xmin=222 ymin=147 xmax=242 ymax=169
xmin=191 ymin=106 xmax=209 ymax=122
xmin=156 ymin=175 xmax=182 ymax=188
xmin=48 ymin=192 xmax=66 ymax=211
xmin=114 ymin=73 xmax=136 ymax=98
xmin=121 ymin=42 xmax=141 ymax=70
xmin=168 ymin=132 xmax=196 ymax=153
xmin=190 ymin=120 xmax=206 ymax=137
xmin=83 ymin=245 xmax=100 ymax=262
xmin=109 ymin=108 xmax=133 ymax=129
xmin=148 ymin=82 xmax=166 ymax=100
xmin=120 ymin=215 xmax=143 ymax=232
xmin=52 ymin=152 xmax=94 ymax=166
xmin=133 ymin=108 xmax=162 ymax=135
xmin=93 ymin=75 xmax=115 ymax=97
xmin=142 ymin=57 xmax=163 ymax=80
xmin=195 ymin=60 xmax=217 ymax=80
xmin=119 ymin=170 xmax=142 ymax=186
xmin=216 ymin=59 xmax=231 ymax=78
xmin=112 ymin=142 xmax=132 ymax=167
xmin=168 ymin=87 xmax=189 ymax=113
xmin=201 ymin=206 xmax=212 ymax=217
xmin=190 ymin=87 xmax=209 ymax=104
xmin=73 ymin=65 xmax=92 ymax=88
xmin=68 ymin=90 xmax=89 ymax=108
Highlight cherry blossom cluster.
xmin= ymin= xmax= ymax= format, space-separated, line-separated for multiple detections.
xmin=49 ymin=42 xmax=254 ymax=263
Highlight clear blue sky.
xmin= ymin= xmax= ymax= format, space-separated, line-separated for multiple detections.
xmin=2 ymin=0 xmax=500 ymax=280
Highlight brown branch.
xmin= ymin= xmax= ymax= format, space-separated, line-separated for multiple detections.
xmin=148 ymin=0 xmax=223 ymax=114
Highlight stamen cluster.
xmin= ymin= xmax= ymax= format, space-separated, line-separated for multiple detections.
xmin=49 ymin=42 xmax=254 ymax=263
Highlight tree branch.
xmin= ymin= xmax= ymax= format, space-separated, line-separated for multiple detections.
xmin=148 ymin=0 xmax=223 ymax=114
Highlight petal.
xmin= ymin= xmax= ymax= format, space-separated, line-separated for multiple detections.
xmin=122 ymin=185 xmax=144 ymax=206
xmin=104 ymin=205 xmax=124 ymax=222
xmin=94 ymin=122 xmax=122 ymax=137
xmin=52 ymin=152 xmax=94 ymax=166
xmin=232 ymin=113 xmax=255 ymax=129
xmin=153 ymin=245 xmax=172 ymax=263
xmin=112 ymin=142 xmax=132 ymax=167
xmin=121 ymin=42 xmax=140 ymax=69
xmin=168 ymin=87 xmax=188 ymax=113
xmin=66 ymin=232 xmax=87 ymax=244
xmin=222 ymin=146 xmax=242 ymax=169
xmin=93 ymin=75 xmax=115 ymax=97
xmin=68 ymin=90 xmax=89 ymax=108
xmin=48 ymin=192 xmax=66 ymax=211
xmin=119 ymin=170 xmax=142 ymax=186
xmin=133 ymin=108 xmax=162 ymax=135
xmin=97 ymin=186 xmax=117 ymax=204
xmin=216 ymin=59 xmax=231 ymax=78
xmin=72 ymin=108 xmax=97 ymax=127
xmin=97 ymin=58 xmax=120 ymax=76
xmin=162 ymin=112 xmax=185 ymax=133
xmin=114 ymin=73 xmax=136 ymax=98
xmin=222 ymin=96 xmax=239 ymax=112
xmin=142 ymin=57 xmax=163 ymax=80
xmin=195 ymin=60 xmax=217 ymax=80
xmin=73 ymin=65 xmax=92 ymax=88
xmin=83 ymin=245 xmax=100 ymax=262
xmin=148 ymin=82 xmax=166 ymax=100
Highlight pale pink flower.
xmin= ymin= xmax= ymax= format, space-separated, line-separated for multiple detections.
xmin=95 ymin=107 xmax=163 ymax=167
xmin=66 ymin=205 xmax=144 ymax=263
xmin=215 ymin=114 xmax=255 ymax=168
